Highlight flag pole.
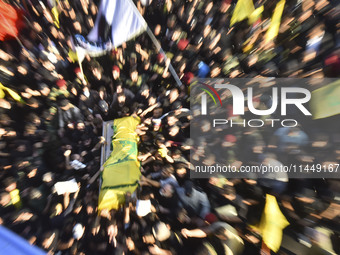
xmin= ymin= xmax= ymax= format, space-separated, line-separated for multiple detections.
xmin=126 ymin=0 xmax=182 ymax=87
xmin=145 ymin=27 xmax=182 ymax=87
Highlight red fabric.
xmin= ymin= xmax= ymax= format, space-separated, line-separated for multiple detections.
xmin=204 ymin=213 xmax=218 ymax=224
xmin=112 ymin=65 xmax=120 ymax=73
xmin=56 ymin=79 xmax=67 ymax=88
xmin=0 ymin=1 xmax=25 ymax=41
xmin=224 ymin=134 xmax=236 ymax=143
xmin=177 ymin=39 xmax=189 ymax=51
xmin=182 ymin=72 xmax=194 ymax=85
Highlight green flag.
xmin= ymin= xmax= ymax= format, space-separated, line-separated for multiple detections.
xmin=310 ymin=80 xmax=340 ymax=119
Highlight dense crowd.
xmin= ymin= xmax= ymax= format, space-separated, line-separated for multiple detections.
xmin=0 ymin=0 xmax=339 ymax=254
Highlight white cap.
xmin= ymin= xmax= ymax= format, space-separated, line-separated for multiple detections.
xmin=73 ymin=223 xmax=84 ymax=240
xmin=136 ymin=199 xmax=152 ymax=217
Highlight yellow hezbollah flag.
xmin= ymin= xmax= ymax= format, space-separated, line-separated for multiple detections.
xmin=0 ymin=82 xmax=25 ymax=103
xmin=265 ymin=0 xmax=285 ymax=43
xmin=230 ymin=0 xmax=255 ymax=26
xmin=310 ymin=79 xmax=340 ymax=119
xmin=249 ymin=6 xmax=264 ymax=24
xmin=98 ymin=116 xmax=141 ymax=211
xmin=51 ymin=0 xmax=60 ymax=28
xmin=10 ymin=189 xmax=22 ymax=209
xmin=258 ymin=194 xmax=289 ymax=252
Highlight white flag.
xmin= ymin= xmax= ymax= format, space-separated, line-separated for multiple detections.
xmin=88 ymin=0 xmax=147 ymax=47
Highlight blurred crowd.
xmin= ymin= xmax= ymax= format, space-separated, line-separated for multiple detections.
xmin=0 ymin=0 xmax=339 ymax=254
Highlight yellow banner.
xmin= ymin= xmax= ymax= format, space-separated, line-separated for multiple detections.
xmin=98 ymin=116 xmax=141 ymax=211
xmin=258 ymin=194 xmax=289 ymax=252
xmin=265 ymin=0 xmax=285 ymax=43
xmin=0 ymin=82 xmax=25 ymax=103
xmin=230 ymin=0 xmax=255 ymax=26
xmin=310 ymin=79 xmax=340 ymax=119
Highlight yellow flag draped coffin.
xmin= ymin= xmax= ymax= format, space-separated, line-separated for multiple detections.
xmin=98 ymin=116 xmax=141 ymax=211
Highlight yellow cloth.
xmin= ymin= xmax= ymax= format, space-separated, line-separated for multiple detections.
xmin=0 ymin=82 xmax=25 ymax=103
xmin=264 ymin=0 xmax=286 ymax=43
xmin=98 ymin=116 xmax=141 ymax=211
xmin=230 ymin=0 xmax=255 ymax=26
xmin=258 ymin=194 xmax=289 ymax=252
xmin=248 ymin=6 xmax=264 ymax=24
xmin=158 ymin=147 xmax=168 ymax=158
xmin=68 ymin=49 xmax=78 ymax=63
xmin=310 ymin=79 xmax=340 ymax=119
xmin=9 ymin=189 xmax=22 ymax=209
xmin=51 ymin=6 xmax=59 ymax=28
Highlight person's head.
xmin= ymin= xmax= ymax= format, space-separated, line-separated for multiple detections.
xmin=49 ymin=25 xmax=58 ymax=39
xmin=76 ymin=121 xmax=85 ymax=131
xmin=167 ymin=14 xmax=177 ymax=29
xmin=24 ymin=123 xmax=37 ymax=136
xmin=26 ymin=97 xmax=40 ymax=109
xmin=17 ymin=63 xmax=28 ymax=76
xmin=112 ymin=65 xmax=120 ymax=79
xmin=73 ymin=21 xmax=82 ymax=33
xmin=169 ymin=87 xmax=179 ymax=103
xmin=0 ymin=192 xmax=11 ymax=206
xmin=167 ymin=113 xmax=178 ymax=126
xmin=38 ymin=83 xmax=50 ymax=96
xmin=26 ymin=165 xmax=38 ymax=179
xmin=153 ymin=160 xmax=163 ymax=172
xmin=143 ymin=59 xmax=151 ymax=70
xmin=130 ymin=66 xmax=138 ymax=82
xmin=117 ymin=92 xmax=126 ymax=105
xmin=184 ymin=180 xmax=194 ymax=197
xmin=41 ymin=231 xmax=58 ymax=250
xmin=171 ymin=26 xmax=182 ymax=41
xmin=157 ymin=53 xmax=165 ymax=63
xmin=175 ymin=163 xmax=187 ymax=178
xmin=203 ymin=24 xmax=212 ymax=38
xmin=20 ymin=85 xmax=32 ymax=99
xmin=153 ymin=107 xmax=163 ymax=118
xmin=204 ymin=1 xmax=214 ymax=14
xmin=91 ymin=62 xmax=103 ymax=79
xmin=148 ymin=94 xmax=157 ymax=106
xmin=152 ymin=222 xmax=171 ymax=242
xmin=4 ymin=177 xmax=17 ymax=192
xmin=86 ymin=202 xmax=96 ymax=215
xmin=311 ymin=133 xmax=329 ymax=148
xmin=154 ymin=24 xmax=162 ymax=36
xmin=73 ymin=200 xmax=83 ymax=214
xmin=160 ymin=183 xmax=174 ymax=198
xmin=222 ymin=185 xmax=236 ymax=201
xmin=200 ymin=120 xmax=211 ymax=132
xmin=140 ymin=84 xmax=150 ymax=97
xmin=155 ymin=134 xmax=165 ymax=146
xmin=210 ymin=64 xmax=221 ymax=78
xmin=169 ymin=125 xmax=180 ymax=137
xmin=42 ymin=172 xmax=54 ymax=185
xmin=115 ymin=81 xmax=124 ymax=93
xmin=161 ymin=164 xmax=174 ymax=179
xmin=176 ymin=208 xmax=190 ymax=224
xmin=222 ymin=134 xmax=236 ymax=147
xmin=214 ymin=226 xmax=229 ymax=240
xmin=138 ymin=186 xmax=152 ymax=200
xmin=59 ymin=99 xmax=70 ymax=110
xmin=56 ymin=79 xmax=67 ymax=90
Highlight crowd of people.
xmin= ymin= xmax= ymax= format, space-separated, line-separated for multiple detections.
xmin=0 ymin=0 xmax=339 ymax=254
